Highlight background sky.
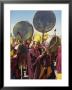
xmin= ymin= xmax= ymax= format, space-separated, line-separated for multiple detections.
xmin=10 ymin=10 xmax=61 ymax=36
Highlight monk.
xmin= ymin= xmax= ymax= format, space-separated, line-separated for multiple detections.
xmin=27 ymin=42 xmax=41 ymax=79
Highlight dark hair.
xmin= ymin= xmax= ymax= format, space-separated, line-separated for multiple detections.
xmin=18 ymin=44 xmax=28 ymax=54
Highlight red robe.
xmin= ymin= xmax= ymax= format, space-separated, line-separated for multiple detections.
xmin=27 ymin=48 xmax=40 ymax=79
xmin=56 ymin=46 xmax=61 ymax=73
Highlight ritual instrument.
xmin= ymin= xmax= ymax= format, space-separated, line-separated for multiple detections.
xmin=13 ymin=21 xmax=34 ymax=41
xmin=33 ymin=11 xmax=56 ymax=42
xmin=13 ymin=21 xmax=34 ymax=79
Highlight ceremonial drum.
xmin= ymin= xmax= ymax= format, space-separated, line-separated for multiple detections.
xmin=13 ymin=21 xmax=34 ymax=41
xmin=33 ymin=11 xmax=56 ymax=38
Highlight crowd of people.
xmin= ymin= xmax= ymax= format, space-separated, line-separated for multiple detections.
xmin=11 ymin=36 xmax=61 ymax=79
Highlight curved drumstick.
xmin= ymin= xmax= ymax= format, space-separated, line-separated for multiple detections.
xmin=17 ymin=32 xmax=22 ymax=39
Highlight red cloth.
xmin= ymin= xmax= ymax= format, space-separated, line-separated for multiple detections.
xmin=56 ymin=46 xmax=61 ymax=73
xmin=27 ymin=49 xmax=34 ymax=79
xmin=27 ymin=48 xmax=40 ymax=79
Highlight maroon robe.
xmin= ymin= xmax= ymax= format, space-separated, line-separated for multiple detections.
xmin=27 ymin=48 xmax=40 ymax=79
xmin=56 ymin=46 xmax=61 ymax=73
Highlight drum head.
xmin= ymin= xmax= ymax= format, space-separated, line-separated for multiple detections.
xmin=13 ymin=21 xmax=34 ymax=41
xmin=33 ymin=11 xmax=56 ymax=33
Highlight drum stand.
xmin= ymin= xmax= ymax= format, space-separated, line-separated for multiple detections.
xmin=20 ymin=65 xmax=29 ymax=79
